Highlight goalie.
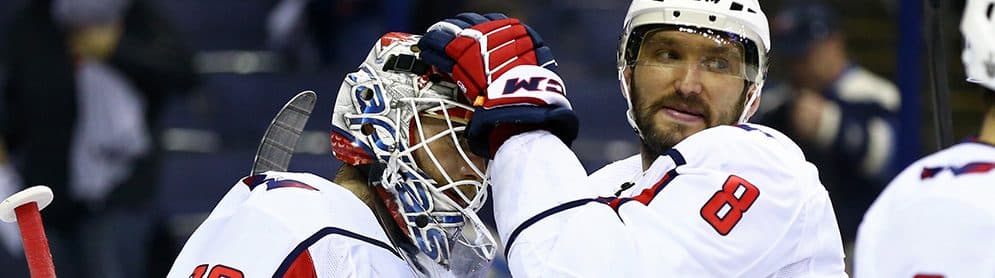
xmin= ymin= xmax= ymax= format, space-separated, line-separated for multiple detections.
xmin=166 ymin=32 xmax=496 ymax=277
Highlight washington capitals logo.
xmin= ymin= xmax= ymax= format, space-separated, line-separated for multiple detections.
xmin=242 ymin=174 xmax=318 ymax=191
xmin=920 ymin=161 xmax=995 ymax=180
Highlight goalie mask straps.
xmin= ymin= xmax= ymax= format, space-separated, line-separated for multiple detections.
xmin=383 ymin=54 xmax=430 ymax=75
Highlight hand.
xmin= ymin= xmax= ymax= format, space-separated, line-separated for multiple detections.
xmin=417 ymin=12 xmax=558 ymax=102
xmin=791 ymin=88 xmax=826 ymax=140
xmin=418 ymin=13 xmax=576 ymax=158
xmin=69 ymin=23 xmax=122 ymax=60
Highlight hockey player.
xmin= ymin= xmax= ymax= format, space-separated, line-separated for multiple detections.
xmin=416 ymin=1 xmax=847 ymax=276
xmin=167 ymin=32 xmax=497 ymax=277
xmin=854 ymin=1 xmax=995 ymax=276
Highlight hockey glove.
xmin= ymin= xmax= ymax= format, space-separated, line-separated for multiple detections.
xmin=418 ymin=13 xmax=577 ymax=158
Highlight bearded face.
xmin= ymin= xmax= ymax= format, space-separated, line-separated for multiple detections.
xmin=627 ymin=28 xmax=752 ymax=155
xmin=630 ymin=80 xmax=746 ymax=155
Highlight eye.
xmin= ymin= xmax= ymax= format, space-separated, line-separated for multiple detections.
xmin=654 ymin=49 xmax=680 ymax=63
xmin=703 ymin=58 xmax=731 ymax=73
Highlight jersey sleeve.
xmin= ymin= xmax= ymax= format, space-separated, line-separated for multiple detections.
xmin=167 ymin=172 xmax=413 ymax=278
xmin=490 ymin=126 xmax=846 ymax=277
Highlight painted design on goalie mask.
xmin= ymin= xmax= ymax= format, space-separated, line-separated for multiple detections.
xmin=617 ymin=0 xmax=771 ymax=135
xmin=329 ymin=32 xmax=497 ymax=269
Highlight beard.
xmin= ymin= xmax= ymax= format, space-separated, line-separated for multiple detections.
xmin=630 ymin=80 xmax=746 ymax=157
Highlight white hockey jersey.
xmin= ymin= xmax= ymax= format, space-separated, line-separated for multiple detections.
xmin=855 ymin=141 xmax=995 ymax=277
xmin=490 ymin=124 xmax=847 ymax=277
xmin=166 ymin=171 xmax=415 ymax=278
xmin=587 ymin=154 xmax=642 ymax=197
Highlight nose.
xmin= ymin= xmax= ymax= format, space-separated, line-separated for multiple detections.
xmin=675 ymin=65 xmax=704 ymax=96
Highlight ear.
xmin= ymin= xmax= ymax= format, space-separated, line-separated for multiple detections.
xmin=621 ymin=67 xmax=633 ymax=98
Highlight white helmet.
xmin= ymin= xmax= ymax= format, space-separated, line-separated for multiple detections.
xmin=329 ymin=32 xmax=496 ymax=276
xmin=617 ymin=0 xmax=771 ymax=128
xmin=961 ymin=0 xmax=995 ymax=91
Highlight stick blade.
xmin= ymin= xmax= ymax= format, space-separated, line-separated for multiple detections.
xmin=250 ymin=91 xmax=317 ymax=175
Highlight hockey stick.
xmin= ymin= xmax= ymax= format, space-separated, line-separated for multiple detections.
xmin=0 ymin=186 xmax=55 ymax=278
xmin=250 ymin=91 xmax=317 ymax=175
xmin=925 ymin=0 xmax=954 ymax=150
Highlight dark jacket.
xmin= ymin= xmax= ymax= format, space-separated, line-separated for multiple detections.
xmin=2 ymin=0 xmax=196 ymax=228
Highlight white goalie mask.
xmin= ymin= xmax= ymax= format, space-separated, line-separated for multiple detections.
xmin=329 ymin=32 xmax=496 ymax=276
xmin=617 ymin=0 xmax=771 ymax=132
xmin=961 ymin=0 xmax=995 ymax=91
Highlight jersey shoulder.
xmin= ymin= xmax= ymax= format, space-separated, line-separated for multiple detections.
xmin=672 ymin=124 xmax=812 ymax=178
xmin=681 ymin=123 xmax=804 ymax=158
xmin=880 ymin=142 xmax=995 ymax=212
xmin=236 ymin=171 xmax=387 ymax=238
xmin=888 ymin=142 xmax=995 ymax=187
xmin=647 ymin=124 xmax=827 ymax=216
xmin=587 ymin=154 xmax=642 ymax=196
xmin=168 ymin=171 xmax=404 ymax=277
xmin=634 ymin=127 xmax=843 ymax=276
xmin=857 ymin=142 xmax=995 ymax=278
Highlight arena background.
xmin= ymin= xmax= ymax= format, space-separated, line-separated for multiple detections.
xmin=0 ymin=0 xmax=985 ymax=276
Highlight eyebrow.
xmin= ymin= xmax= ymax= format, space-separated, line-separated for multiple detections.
xmin=643 ymin=37 xmax=679 ymax=47
xmin=707 ymin=44 xmax=744 ymax=58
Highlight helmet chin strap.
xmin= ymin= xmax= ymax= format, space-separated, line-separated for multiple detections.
xmin=737 ymin=82 xmax=763 ymax=123
xmin=620 ymin=65 xmax=645 ymax=138
xmin=626 ymin=107 xmax=642 ymax=136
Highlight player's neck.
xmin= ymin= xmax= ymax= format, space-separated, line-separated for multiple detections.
xmin=334 ymin=165 xmax=409 ymax=244
xmin=640 ymin=145 xmax=658 ymax=171
xmin=334 ymin=165 xmax=378 ymax=209
xmin=979 ymin=104 xmax=995 ymax=145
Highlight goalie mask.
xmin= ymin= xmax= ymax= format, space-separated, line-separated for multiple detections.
xmin=329 ymin=32 xmax=496 ymax=276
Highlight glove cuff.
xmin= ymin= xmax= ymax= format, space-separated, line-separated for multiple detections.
xmin=467 ymin=106 xmax=579 ymax=159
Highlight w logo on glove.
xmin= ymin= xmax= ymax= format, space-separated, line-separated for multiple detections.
xmin=481 ymin=65 xmax=571 ymax=109
xmin=503 ymin=77 xmax=563 ymax=95
xmin=418 ymin=13 xmax=559 ymax=104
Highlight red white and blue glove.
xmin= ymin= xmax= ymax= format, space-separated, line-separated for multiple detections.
xmin=417 ymin=13 xmax=578 ymax=158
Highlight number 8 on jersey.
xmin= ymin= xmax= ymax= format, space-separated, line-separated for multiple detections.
xmin=700 ymin=175 xmax=760 ymax=235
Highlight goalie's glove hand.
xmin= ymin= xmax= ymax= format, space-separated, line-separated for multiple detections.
xmin=418 ymin=13 xmax=577 ymax=159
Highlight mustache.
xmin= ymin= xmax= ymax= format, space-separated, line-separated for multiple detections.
xmin=645 ymin=94 xmax=712 ymax=122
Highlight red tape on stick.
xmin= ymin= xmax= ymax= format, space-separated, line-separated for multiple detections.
xmin=15 ymin=202 xmax=55 ymax=278
xmin=1 ymin=186 xmax=56 ymax=277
